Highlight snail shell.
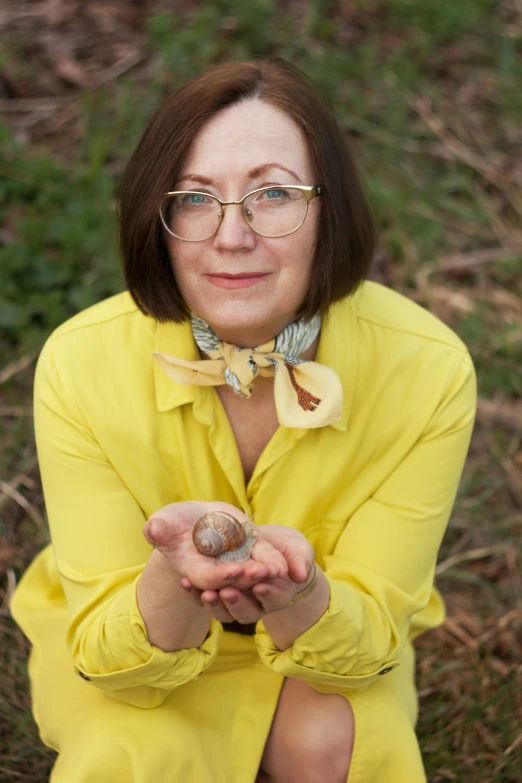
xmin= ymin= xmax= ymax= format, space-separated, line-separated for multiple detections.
xmin=192 ymin=511 xmax=257 ymax=563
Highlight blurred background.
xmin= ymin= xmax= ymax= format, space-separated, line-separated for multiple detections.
xmin=0 ymin=1 xmax=521 ymax=780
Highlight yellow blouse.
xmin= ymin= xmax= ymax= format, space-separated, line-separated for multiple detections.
xmin=12 ymin=280 xmax=476 ymax=717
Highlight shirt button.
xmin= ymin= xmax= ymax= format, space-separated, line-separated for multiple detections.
xmin=77 ymin=670 xmax=92 ymax=681
xmin=378 ymin=666 xmax=393 ymax=675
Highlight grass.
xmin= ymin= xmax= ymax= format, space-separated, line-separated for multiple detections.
xmin=1 ymin=1 xmax=521 ymax=780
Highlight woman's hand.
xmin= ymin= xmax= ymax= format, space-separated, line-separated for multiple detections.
xmin=180 ymin=525 xmax=316 ymax=624
xmin=143 ymin=501 xmax=288 ymax=594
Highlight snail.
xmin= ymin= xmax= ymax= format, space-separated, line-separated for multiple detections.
xmin=192 ymin=511 xmax=257 ymax=563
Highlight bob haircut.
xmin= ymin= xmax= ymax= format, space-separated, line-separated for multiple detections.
xmin=119 ymin=58 xmax=377 ymax=323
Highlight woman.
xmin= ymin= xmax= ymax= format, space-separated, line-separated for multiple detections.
xmin=11 ymin=59 xmax=476 ymax=783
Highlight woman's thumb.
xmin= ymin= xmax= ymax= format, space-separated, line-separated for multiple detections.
xmin=288 ymin=543 xmax=314 ymax=584
xmin=144 ymin=517 xmax=169 ymax=547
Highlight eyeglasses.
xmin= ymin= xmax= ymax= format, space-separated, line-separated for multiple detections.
xmin=159 ymin=184 xmax=324 ymax=242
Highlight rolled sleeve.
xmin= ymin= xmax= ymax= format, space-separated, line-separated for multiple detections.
xmin=73 ymin=575 xmax=222 ymax=703
xmin=254 ymin=572 xmax=400 ymax=693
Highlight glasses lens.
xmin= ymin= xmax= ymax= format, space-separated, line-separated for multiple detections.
xmin=160 ymin=193 xmax=222 ymax=240
xmin=243 ymin=187 xmax=308 ymax=237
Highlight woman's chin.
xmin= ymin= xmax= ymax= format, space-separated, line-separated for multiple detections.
xmin=194 ymin=305 xmax=289 ymax=345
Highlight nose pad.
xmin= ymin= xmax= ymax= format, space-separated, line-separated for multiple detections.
xmin=215 ymin=203 xmax=255 ymax=242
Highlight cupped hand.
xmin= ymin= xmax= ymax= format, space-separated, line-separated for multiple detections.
xmin=181 ymin=524 xmax=316 ymax=624
xmin=143 ymin=501 xmax=288 ymax=594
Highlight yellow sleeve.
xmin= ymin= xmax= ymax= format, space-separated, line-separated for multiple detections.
xmin=33 ymin=339 xmax=222 ymax=708
xmin=255 ymin=350 xmax=476 ymax=693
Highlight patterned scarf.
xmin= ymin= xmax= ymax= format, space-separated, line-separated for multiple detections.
xmin=153 ymin=313 xmax=343 ymax=428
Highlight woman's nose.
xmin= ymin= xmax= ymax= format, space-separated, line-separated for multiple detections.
xmin=213 ymin=204 xmax=256 ymax=250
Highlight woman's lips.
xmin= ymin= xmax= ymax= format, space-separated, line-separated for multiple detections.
xmin=206 ymin=273 xmax=269 ymax=289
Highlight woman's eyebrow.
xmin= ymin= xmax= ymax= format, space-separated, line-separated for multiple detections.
xmin=178 ymin=163 xmax=303 ymax=185
xmin=248 ymin=163 xmax=302 ymax=182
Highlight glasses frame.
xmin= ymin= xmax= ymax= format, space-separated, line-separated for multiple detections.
xmin=159 ymin=184 xmax=324 ymax=241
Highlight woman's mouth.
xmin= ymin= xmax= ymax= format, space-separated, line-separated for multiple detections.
xmin=206 ymin=273 xmax=270 ymax=289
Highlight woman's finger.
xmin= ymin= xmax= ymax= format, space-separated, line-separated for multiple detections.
xmin=249 ymin=539 xmax=289 ymax=579
xmin=200 ymin=592 xmax=235 ymax=623
xmin=218 ymin=586 xmax=266 ymax=624
xmin=200 ymin=588 xmax=262 ymax=625
xmin=250 ymin=581 xmax=295 ymax=613
xmin=184 ymin=558 xmax=270 ymax=592
xmin=186 ymin=571 xmax=293 ymax=617
xmin=189 ymin=560 xmax=246 ymax=591
xmin=258 ymin=526 xmax=314 ymax=583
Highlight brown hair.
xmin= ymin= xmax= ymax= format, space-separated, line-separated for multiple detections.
xmin=119 ymin=58 xmax=377 ymax=323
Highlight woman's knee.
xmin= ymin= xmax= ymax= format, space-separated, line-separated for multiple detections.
xmin=290 ymin=696 xmax=354 ymax=782
xmin=261 ymin=678 xmax=354 ymax=783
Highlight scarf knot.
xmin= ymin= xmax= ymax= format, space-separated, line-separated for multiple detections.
xmin=153 ymin=313 xmax=343 ymax=428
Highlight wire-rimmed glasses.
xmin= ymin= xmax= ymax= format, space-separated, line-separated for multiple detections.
xmin=159 ymin=185 xmax=324 ymax=241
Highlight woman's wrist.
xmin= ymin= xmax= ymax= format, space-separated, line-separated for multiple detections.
xmin=137 ymin=549 xmax=210 ymax=652
xmin=262 ymin=566 xmax=330 ymax=651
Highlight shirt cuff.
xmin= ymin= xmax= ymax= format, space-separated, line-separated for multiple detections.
xmin=253 ymin=572 xmax=399 ymax=693
xmin=74 ymin=575 xmax=222 ymax=693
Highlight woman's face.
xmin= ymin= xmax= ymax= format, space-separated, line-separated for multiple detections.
xmin=165 ymin=99 xmax=320 ymax=346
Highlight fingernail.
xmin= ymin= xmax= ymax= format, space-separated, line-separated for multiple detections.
xmin=208 ymin=599 xmax=219 ymax=607
xmin=257 ymin=590 xmax=269 ymax=598
xmin=226 ymin=597 xmax=238 ymax=605
xmin=182 ymin=586 xmax=192 ymax=594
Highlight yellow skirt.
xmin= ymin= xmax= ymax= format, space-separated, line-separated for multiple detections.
xmin=11 ymin=548 xmax=427 ymax=782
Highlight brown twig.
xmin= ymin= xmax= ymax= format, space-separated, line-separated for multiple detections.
xmin=98 ymin=52 xmax=147 ymax=85
xmin=504 ymin=731 xmax=522 ymax=757
xmin=0 ymin=480 xmax=45 ymax=529
xmin=443 ymin=617 xmax=478 ymax=648
xmin=416 ymin=247 xmax=522 ymax=292
xmin=436 ymin=544 xmax=511 ymax=575
xmin=1 ymin=569 xmax=16 ymax=614
xmin=0 ymin=464 xmax=38 ymax=512
xmin=0 ymin=350 xmax=39 ymax=385
xmin=452 ymin=607 xmax=522 ymax=655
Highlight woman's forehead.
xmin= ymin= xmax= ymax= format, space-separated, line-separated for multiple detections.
xmin=180 ymin=100 xmax=313 ymax=182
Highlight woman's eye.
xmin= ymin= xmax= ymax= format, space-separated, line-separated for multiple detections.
xmin=254 ymin=188 xmax=290 ymax=204
xmin=183 ymin=194 xmax=207 ymax=204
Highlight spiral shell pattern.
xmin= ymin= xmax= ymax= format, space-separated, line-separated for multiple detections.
xmin=192 ymin=511 xmax=257 ymax=563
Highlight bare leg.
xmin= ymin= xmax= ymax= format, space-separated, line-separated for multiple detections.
xmin=257 ymin=677 xmax=354 ymax=783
